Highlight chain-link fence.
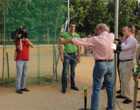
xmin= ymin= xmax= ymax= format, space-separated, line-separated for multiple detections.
xmin=0 ymin=0 xmax=68 ymax=86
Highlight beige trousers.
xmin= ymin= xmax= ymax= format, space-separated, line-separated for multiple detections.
xmin=119 ymin=60 xmax=133 ymax=100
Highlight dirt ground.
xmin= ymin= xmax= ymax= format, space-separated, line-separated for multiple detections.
xmin=0 ymin=46 xmax=140 ymax=110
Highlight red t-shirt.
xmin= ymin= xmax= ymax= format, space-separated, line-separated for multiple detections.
xmin=15 ymin=40 xmax=29 ymax=61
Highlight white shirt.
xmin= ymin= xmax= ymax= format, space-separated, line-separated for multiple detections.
xmin=119 ymin=36 xmax=137 ymax=60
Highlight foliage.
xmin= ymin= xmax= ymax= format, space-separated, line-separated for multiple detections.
xmin=70 ymin=0 xmax=140 ymax=35
xmin=0 ymin=0 xmax=3 ymax=33
xmin=0 ymin=0 xmax=140 ymax=39
xmin=1 ymin=0 xmax=67 ymax=43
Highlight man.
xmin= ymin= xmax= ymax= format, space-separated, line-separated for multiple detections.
xmin=59 ymin=22 xmax=81 ymax=94
xmin=101 ymin=25 xmax=111 ymax=90
xmin=116 ymin=32 xmax=125 ymax=94
xmin=15 ymin=28 xmax=34 ymax=94
xmin=137 ymin=30 xmax=140 ymax=90
xmin=59 ymin=23 xmax=114 ymax=110
xmin=134 ymin=29 xmax=140 ymax=108
xmin=116 ymin=26 xmax=137 ymax=104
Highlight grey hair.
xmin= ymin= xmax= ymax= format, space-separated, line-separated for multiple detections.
xmin=97 ymin=23 xmax=108 ymax=32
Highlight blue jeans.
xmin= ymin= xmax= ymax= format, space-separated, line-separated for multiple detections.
xmin=62 ymin=53 xmax=77 ymax=89
xmin=91 ymin=61 xmax=114 ymax=110
xmin=16 ymin=61 xmax=28 ymax=91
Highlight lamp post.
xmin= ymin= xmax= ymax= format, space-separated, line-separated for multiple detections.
xmin=113 ymin=0 xmax=119 ymax=110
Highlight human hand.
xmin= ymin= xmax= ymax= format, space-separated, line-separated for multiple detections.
xmin=18 ymin=34 xmax=22 ymax=38
xmin=61 ymin=55 xmax=64 ymax=62
xmin=59 ymin=37 xmax=66 ymax=44
xmin=25 ymin=38 xmax=29 ymax=42
xmin=77 ymin=57 xmax=80 ymax=63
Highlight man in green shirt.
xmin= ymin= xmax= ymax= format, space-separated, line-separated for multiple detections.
xmin=59 ymin=22 xmax=81 ymax=94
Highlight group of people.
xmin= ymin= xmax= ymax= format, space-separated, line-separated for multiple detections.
xmin=14 ymin=22 xmax=140 ymax=110
xmin=59 ymin=22 xmax=140 ymax=110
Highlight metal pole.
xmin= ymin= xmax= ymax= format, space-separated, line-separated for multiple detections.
xmin=2 ymin=0 xmax=5 ymax=85
xmin=6 ymin=52 xmax=10 ymax=87
xmin=133 ymin=80 xmax=138 ymax=110
xmin=113 ymin=0 xmax=119 ymax=110
xmin=68 ymin=0 xmax=70 ymax=29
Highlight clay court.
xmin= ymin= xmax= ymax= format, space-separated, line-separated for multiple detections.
xmin=0 ymin=46 xmax=140 ymax=110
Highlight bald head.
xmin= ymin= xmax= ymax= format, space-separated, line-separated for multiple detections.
xmin=122 ymin=26 xmax=132 ymax=38
xmin=97 ymin=23 xmax=109 ymax=32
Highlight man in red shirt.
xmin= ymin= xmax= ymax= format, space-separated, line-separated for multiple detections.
xmin=15 ymin=29 xmax=34 ymax=94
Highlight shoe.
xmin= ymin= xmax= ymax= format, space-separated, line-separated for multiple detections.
xmin=21 ymin=88 xmax=29 ymax=92
xmin=101 ymin=85 xmax=106 ymax=90
xmin=116 ymin=95 xmax=126 ymax=99
xmin=137 ymin=87 xmax=140 ymax=90
xmin=136 ymin=105 xmax=140 ymax=108
xmin=116 ymin=90 xmax=121 ymax=94
xmin=62 ymin=89 xmax=66 ymax=94
xmin=71 ymin=86 xmax=79 ymax=91
xmin=16 ymin=89 xmax=22 ymax=94
xmin=106 ymin=107 xmax=112 ymax=110
xmin=137 ymin=101 xmax=140 ymax=103
xmin=123 ymin=98 xmax=132 ymax=104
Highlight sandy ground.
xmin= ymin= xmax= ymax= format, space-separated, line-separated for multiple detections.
xmin=0 ymin=46 xmax=140 ymax=110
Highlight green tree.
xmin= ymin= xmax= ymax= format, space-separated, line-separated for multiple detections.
xmin=133 ymin=1 xmax=140 ymax=31
xmin=0 ymin=0 xmax=3 ymax=33
xmin=118 ymin=0 xmax=137 ymax=32
xmin=70 ymin=0 xmax=138 ymax=35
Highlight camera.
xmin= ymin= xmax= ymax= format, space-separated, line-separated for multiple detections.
xmin=11 ymin=26 xmax=28 ymax=41
xmin=114 ymin=39 xmax=121 ymax=53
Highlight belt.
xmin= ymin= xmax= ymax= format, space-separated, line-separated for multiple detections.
xmin=67 ymin=52 xmax=76 ymax=55
xmin=120 ymin=59 xmax=133 ymax=62
xmin=96 ymin=59 xmax=113 ymax=62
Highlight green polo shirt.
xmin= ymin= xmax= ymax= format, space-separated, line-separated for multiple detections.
xmin=60 ymin=31 xmax=80 ymax=53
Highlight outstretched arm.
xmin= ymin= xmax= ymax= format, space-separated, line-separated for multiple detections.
xmin=59 ymin=37 xmax=73 ymax=44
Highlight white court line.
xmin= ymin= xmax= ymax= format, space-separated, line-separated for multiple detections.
xmin=0 ymin=44 xmax=55 ymax=48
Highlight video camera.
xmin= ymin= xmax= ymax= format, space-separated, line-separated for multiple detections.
xmin=11 ymin=26 xmax=28 ymax=41
xmin=112 ymin=32 xmax=124 ymax=53
xmin=112 ymin=39 xmax=122 ymax=53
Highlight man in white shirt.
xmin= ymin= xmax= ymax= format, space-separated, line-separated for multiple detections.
xmin=116 ymin=26 xmax=137 ymax=104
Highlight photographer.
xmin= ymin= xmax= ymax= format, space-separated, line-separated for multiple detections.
xmin=15 ymin=28 xmax=34 ymax=94
xmin=116 ymin=32 xmax=125 ymax=94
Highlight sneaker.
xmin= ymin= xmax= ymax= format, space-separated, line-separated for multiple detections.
xmin=123 ymin=98 xmax=132 ymax=104
xmin=116 ymin=90 xmax=121 ymax=94
xmin=62 ymin=89 xmax=66 ymax=94
xmin=21 ymin=88 xmax=30 ymax=92
xmin=116 ymin=95 xmax=126 ymax=99
xmin=16 ymin=89 xmax=22 ymax=94
xmin=71 ymin=86 xmax=79 ymax=91
xmin=136 ymin=105 xmax=140 ymax=108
